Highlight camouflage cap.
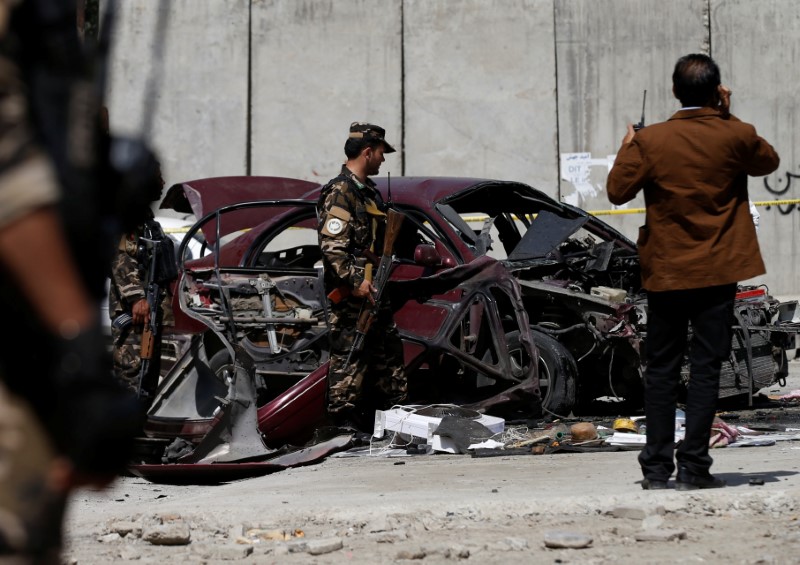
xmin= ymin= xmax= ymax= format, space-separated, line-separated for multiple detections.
xmin=348 ymin=122 xmax=396 ymax=153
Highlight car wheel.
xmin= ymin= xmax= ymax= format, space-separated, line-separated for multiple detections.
xmin=208 ymin=348 xmax=271 ymax=406
xmin=208 ymin=348 xmax=235 ymax=381
xmin=501 ymin=330 xmax=533 ymax=381
xmin=528 ymin=329 xmax=577 ymax=418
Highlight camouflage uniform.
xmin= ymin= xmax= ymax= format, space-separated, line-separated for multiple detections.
xmin=108 ymin=216 xmax=174 ymax=393
xmin=0 ymin=5 xmax=68 ymax=559
xmin=318 ymin=162 xmax=406 ymax=421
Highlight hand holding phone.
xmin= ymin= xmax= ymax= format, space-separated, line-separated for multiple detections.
xmin=717 ymin=85 xmax=732 ymax=115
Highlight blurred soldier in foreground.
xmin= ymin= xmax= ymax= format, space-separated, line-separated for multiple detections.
xmin=607 ymin=53 xmax=779 ymax=491
xmin=0 ymin=1 xmax=143 ymax=561
xmin=317 ymin=122 xmax=407 ymax=431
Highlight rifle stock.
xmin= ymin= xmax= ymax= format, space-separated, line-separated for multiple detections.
xmin=136 ymin=274 xmax=161 ymax=399
xmin=383 ymin=210 xmax=404 ymax=256
xmin=140 ymin=327 xmax=155 ymax=360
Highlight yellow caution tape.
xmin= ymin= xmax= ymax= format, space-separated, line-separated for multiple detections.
xmin=162 ymin=226 xmax=191 ymax=234
xmin=589 ymin=208 xmax=644 ymax=216
xmin=752 ymin=199 xmax=800 ymax=207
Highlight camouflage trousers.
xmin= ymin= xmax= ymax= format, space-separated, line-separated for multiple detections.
xmin=0 ymin=380 xmax=66 ymax=563
xmin=327 ymin=300 xmax=407 ymax=419
xmin=111 ymin=325 xmax=143 ymax=395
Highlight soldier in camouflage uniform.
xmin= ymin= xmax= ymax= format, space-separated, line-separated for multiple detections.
xmin=0 ymin=1 xmax=130 ymax=559
xmin=108 ymin=178 xmax=174 ymax=394
xmin=318 ymin=122 xmax=407 ymax=429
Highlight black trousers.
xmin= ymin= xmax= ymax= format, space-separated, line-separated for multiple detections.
xmin=638 ymin=284 xmax=736 ymax=481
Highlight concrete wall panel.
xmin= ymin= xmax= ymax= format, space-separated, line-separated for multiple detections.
xmin=555 ymin=0 xmax=708 ymax=243
xmin=106 ymin=0 xmax=250 ymax=187
xmin=251 ymin=0 xmax=403 ymax=183
xmin=712 ymin=0 xmax=800 ymax=294
xmin=404 ymin=0 xmax=558 ymax=193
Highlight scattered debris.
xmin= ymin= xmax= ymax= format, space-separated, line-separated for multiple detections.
xmin=634 ymin=529 xmax=687 ymax=542
xmin=142 ymin=515 xmax=191 ymax=546
xmin=570 ymin=422 xmax=598 ymax=440
xmin=374 ymin=405 xmax=504 ymax=454
xmin=609 ymin=506 xmax=665 ymax=520
xmin=306 ymin=537 xmax=344 ymax=555
xmin=641 ymin=515 xmax=665 ymax=531
xmin=543 ymin=530 xmax=593 ymax=549
xmin=192 ymin=544 xmax=254 ymax=560
xmin=396 ymin=548 xmax=427 ymax=560
xmin=710 ymin=416 xmax=740 ymax=447
xmin=770 ymin=389 xmax=800 ymax=401
xmin=485 ymin=537 xmax=529 ymax=551
xmin=612 ymin=418 xmax=639 ymax=433
xmin=108 ymin=520 xmax=142 ymax=538
xmin=245 ymin=528 xmax=304 ymax=542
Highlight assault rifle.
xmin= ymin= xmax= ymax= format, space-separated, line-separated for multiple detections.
xmin=136 ymin=219 xmax=178 ymax=400
xmin=344 ymin=209 xmax=405 ymax=367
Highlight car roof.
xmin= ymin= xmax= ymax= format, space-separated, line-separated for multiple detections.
xmin=374 ymin=176 xmax=495 ymax=205
xmin=161 ymin=176 xmax=321 ymax=217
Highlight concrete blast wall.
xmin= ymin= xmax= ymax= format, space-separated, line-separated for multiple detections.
xmin=105 ymin=0 xmax=800 ymax=294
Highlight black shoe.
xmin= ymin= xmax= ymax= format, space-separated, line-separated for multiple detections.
xmin=675 ymin=472 xmax=726 ymax=491
xmin=641 ymin=478 xmax=669 ymax=490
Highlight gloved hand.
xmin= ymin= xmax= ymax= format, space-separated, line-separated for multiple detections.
xmin=51 ymin=324 xmax=144 ymax=479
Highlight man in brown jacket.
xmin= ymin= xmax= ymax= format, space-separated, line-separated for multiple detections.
xmin=607 ymin=53 xmax=779 ymax=491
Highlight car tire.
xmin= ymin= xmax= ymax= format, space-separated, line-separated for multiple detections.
xmin=208 ymin=348 xmax=234 ymax=381
xmin=528 ymin=329 xmax=577 ymax=418
xmin=208 ymin=348 xmax=273 ymax=406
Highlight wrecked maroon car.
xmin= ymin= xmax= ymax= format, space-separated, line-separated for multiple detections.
xmin=134 ymin=177 xmax=540 ymax=468
xmin=138 ymin=176 xmax=796 ymax=471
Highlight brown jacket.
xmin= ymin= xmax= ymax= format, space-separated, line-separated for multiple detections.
xmin=607 ymin=108 xmax=779 ymax=292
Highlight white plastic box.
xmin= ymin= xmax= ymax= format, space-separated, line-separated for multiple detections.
xmin=373 ymin=407 xmax=505 ymax=451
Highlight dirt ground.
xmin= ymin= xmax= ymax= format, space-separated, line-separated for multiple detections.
xmin=63 ymin=362 xmax=800 ymax=564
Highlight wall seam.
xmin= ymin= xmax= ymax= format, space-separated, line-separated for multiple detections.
xmin=552 ymin=0 xmax=562 ymax=201
xmin=400 ymin=0 xmax=406 ymax=175
xmin=246 ymin=0 xmax=253 ymax=175
xmin=707 ymin=0 xmax=713 ymax=56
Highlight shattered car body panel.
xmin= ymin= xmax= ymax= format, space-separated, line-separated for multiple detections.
xmin=393 ymin=178 xmax=645 ymax=414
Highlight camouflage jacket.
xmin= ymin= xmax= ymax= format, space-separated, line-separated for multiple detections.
xmin=108 ymin=215 xmax=175 ymax=325
xmin=108 ymin=224 xmax=148 ymax=321
xmin=317 ymin=165 xmax=387 ymax=292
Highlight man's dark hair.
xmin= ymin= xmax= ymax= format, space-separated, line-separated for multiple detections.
xmin=344 ymin=137 xmax=383 ymax=159
xmin=672 ymin=53 xmax=721 ymax=107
